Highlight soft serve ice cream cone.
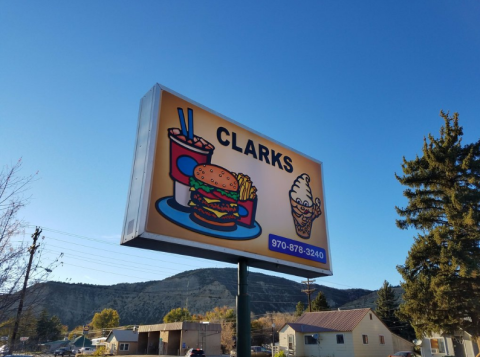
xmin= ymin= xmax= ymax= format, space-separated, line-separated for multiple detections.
xmin=289 ymin=174 xmax=322 ymax=239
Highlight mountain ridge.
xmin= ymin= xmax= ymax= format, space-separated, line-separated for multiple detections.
xmin=29 ymin=268 xmax=374 ymax=328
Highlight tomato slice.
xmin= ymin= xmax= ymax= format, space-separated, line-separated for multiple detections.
xmin=197 ymin=189 xmax=218 ymax=200
xmin=213 ymin=190 xmax=236 ymax=203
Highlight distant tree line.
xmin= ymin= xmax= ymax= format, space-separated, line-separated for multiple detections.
xmin=0 ymin=308 xmax=66 ymax=351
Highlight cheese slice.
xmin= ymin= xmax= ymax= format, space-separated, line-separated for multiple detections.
xmin=204 ymin=206 xmax=228 ymax=218
xmin=204 ymin=197 xmax=221 ymax=204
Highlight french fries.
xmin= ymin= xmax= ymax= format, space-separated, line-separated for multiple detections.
xmin=233 ymin=173 xmax=257 ymax=200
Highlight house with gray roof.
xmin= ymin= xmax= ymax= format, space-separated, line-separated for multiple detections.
xmin=279 ymin=308 xmax=412 ymax=357
xmin=105 ymin=329 xmax=139 ymax=355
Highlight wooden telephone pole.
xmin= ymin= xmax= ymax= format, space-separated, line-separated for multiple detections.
xmin=301 ymin=278 xmax=316 ymax=312
xmin=9 ymin=227 xmax=42 ymax=353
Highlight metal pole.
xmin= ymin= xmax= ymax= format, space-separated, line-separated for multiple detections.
xmin=236 ymin=259 xmax=251 ymax=357
xmin=271 ymin=323 xmax=275 ymax=354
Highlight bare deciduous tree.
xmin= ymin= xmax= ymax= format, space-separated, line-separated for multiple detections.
xmin=0 ymin=159 xmax=64 ymax=352
xmin=0 ymin=159 xmax=38 ymax=323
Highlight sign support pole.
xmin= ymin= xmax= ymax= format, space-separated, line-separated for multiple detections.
xmin=236 ymin=259 xmax=251 ymax=357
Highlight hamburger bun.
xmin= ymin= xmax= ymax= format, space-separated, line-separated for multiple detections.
xmin=193 ymin=164 xmax=239 ymax=192
xmin=192 ymin=212 xmax=236 ymax=228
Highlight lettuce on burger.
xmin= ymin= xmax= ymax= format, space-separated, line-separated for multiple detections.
xmin=189 ymin=164 xmax=240 ymax=231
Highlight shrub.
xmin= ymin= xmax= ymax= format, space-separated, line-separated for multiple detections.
xmin=93 ymin=346 xmax=105 ymax=356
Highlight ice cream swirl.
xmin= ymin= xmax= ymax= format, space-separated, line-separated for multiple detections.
xmin=289 ymin=173 xmax=322 ymax=239
xmin=290 ymin=173 xmax=314 ymax=207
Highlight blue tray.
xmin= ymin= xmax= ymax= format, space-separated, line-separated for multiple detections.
xmin=156 ymin=196 xmax=262 ymax=240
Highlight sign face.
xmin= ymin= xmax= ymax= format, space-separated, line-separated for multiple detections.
xmin=121 ymin=84 xmax=332 ymax=278
xmin=20 ymin=337 xmax=29 ymax=341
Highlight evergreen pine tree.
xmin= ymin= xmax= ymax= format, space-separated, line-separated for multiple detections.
xmin=395 ymin=111 xmax=480 ymax=339
xmin=36 ymin=309 xmax=51 ymax=343
xmin=295 ymin=301 xmax=305 ymax=317
xmin=49 ymin=316 xmax=64 ymax=340
xmin=36 ymin=309 xmax=63 ymax=342
xmin=311 ymin=292 xmax=330 ymax=311
xmin=375 ymin=280 xmax=397 ymax=324
xmin=375 ymin=281 xmax=415 ymax=341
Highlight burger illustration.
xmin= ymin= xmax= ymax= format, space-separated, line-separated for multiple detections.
xmin=188 ymin=164 xmax=240 ymax=231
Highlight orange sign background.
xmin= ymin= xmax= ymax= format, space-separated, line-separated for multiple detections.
xmin=143 ymin=90 xmax=330 ymax=272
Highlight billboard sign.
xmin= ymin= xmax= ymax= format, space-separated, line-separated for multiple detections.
xmin=121 ymin=84 xmax=332 ymax=277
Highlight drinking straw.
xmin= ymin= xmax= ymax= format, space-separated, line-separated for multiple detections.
xmin=187 ymin=108 xmax=194 ymax=140
xmin=177 ymin=108 xmax=188 ymax=137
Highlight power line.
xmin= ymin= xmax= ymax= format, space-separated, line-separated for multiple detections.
xmin=26 ymin=224 xmax=364 ymax=291
xmin=38 ymin=245 xmax=335 ymax=297
xmin=41 ymin=234 xmax=204 ymax=270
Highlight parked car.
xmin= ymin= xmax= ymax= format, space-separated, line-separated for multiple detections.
xmin=389 ymin=352 xmax=413 ymax=357
xmin=185 ymin=348 xmax=205 ymax=357
xmin=79 ymin=347 xmax=96 ymax=355
xmin=54 ymin=348 xmax=74 ymax=357
xmin=231 ymin=346 xmax=271 ymax=357
xmin=251 ymin=346 xmax=272 ymax=357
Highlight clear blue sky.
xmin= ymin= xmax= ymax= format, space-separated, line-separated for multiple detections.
xmin=1 ymin=1 xmax=479 ymax=294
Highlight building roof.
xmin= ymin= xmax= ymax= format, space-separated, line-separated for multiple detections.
xmin=138 ymin=321 xmax=221 ymax=333
xmin=293 ymin=308 xmax=371 ymax=332
xmin=72 ymin=336 xmax=92 ymax=347
xmin=288 ymin=323 xmax=337 ymax=333
xmin=106 ymin=330 xmax=138 ymax=343
xmin=39 ymin=340 xmax=69 ymax=346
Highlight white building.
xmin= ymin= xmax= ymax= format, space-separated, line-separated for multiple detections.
xmin=421 ymin=330 xmax=479 ymax=357
xmin=91 ymin=337 xmax=107 ymax=347
xmin=278 ymin=308 xmax=413 ymax=357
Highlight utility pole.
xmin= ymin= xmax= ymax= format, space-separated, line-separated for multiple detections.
xmin=185 ymin=278 xmax=189 ymax=311
xmin=9 ymin=227 xmax=42 ymax=353
xmin=271 ymin=322 xmax=275 ymax=354
xmin=301 ymin=278 xmax=316 ymax=312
